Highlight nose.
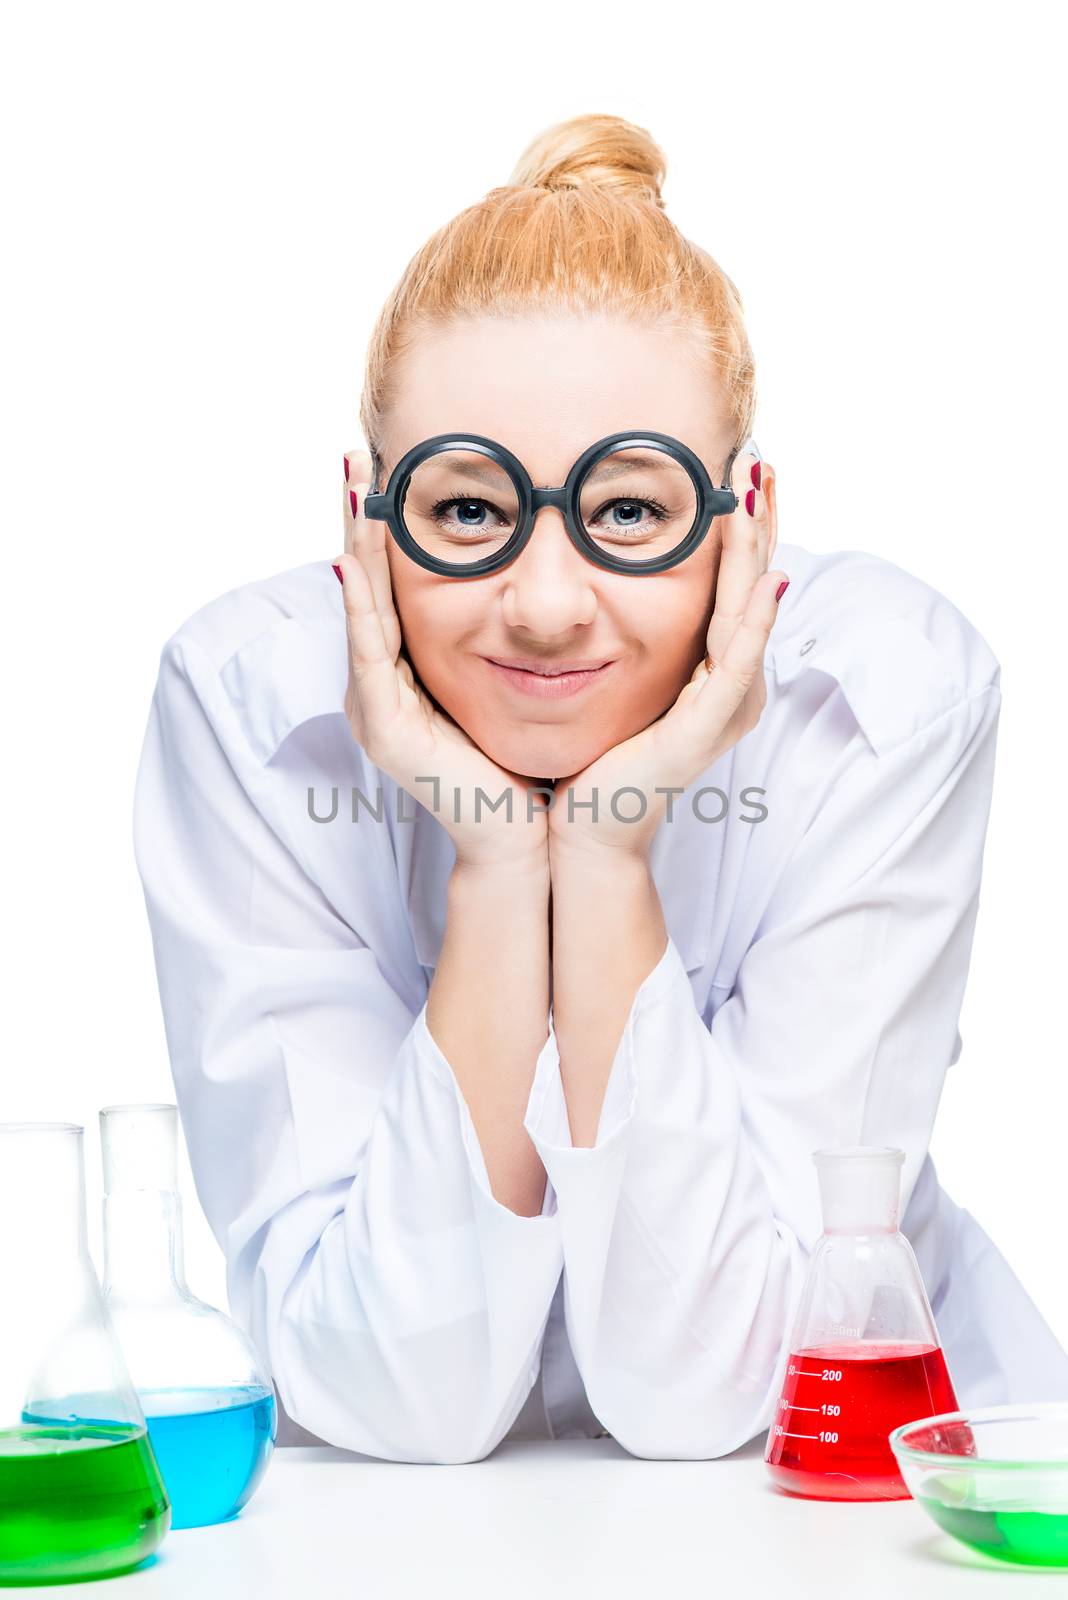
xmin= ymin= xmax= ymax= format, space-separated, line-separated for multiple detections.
xmin=499 ymin=506 xmax=599 ymax=631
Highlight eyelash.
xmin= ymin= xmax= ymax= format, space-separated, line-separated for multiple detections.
xmin=593 ymin=494 xmax=671 ymax=527
xmin=428 ymin=493 xmax=510 ymax=529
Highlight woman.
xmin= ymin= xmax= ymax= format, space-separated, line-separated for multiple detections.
xmin=133 ymin=113 xmax=1068 ymax=1464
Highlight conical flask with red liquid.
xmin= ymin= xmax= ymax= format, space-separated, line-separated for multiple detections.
xmin=765 ymin=1146 xmax=959 ymax=1501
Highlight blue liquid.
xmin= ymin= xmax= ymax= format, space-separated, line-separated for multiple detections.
xmin=140 ymin=1386 xmax=276 ymax=1529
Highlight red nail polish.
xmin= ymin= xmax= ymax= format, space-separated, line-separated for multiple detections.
xmin=745 ymin=488 xmax=756 ymax=517
xmin=751 ymin=461 xmax=761 ymax=490
xmin=349 ymin=489 xmax=359 ymax=517
xmin=344 ymin=456 xmax=350 ymax=483
xmin=775 ymin=579 xmax=790 ymax=602
xmin=332 ymin=562 xmax=344 ymax=585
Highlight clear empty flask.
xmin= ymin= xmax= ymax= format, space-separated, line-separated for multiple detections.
xmin=765 ymin=1145 xmax=960 ymax=1500
xmin=99 ymin=1103 xmax=276 ymax=1528
xmin=0 ymin=1122 xmax=170 ymax=1585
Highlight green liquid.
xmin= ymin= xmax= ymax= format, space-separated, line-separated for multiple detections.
xmin=0 ymin=1423 xmax=170 ymax=1586
xmin=921 ymin=1495 xmax=1068 ymax=1569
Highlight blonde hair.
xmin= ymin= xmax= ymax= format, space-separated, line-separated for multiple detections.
xmin=359 ymin=112 xmax=756 ymax=480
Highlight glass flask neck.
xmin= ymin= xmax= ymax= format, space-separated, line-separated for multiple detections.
xmin=0 ymin=1122 xmax=89 ymax=1266
xmin=103 ymin=1186 xmax=190 ymax=1303
xmin=814 ymin=1146 xmax=904 ymax=1234
xmin=100 ymin=1104 xmax=191 ymax=1305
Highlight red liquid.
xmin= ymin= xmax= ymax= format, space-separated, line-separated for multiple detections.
xmin=765 ymin=1341 xmax=958 ymax=1500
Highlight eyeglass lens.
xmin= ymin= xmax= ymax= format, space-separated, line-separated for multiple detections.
xmin=400 ymin=444 xmax=699 ymax=568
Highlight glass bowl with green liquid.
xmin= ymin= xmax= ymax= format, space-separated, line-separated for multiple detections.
xmin=890 ymin=1404 xmax=1068 ymax=1569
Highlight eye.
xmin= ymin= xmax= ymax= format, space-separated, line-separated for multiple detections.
xmin=585 ymin=495 xmax=671 ymax=539
xmin=428 ymin=494 xmax=514 ymax=537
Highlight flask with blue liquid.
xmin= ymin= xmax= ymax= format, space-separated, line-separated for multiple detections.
xmin=99 ymin=1103 xmax=277 ymax=1528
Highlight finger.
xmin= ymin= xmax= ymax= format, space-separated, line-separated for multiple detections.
xmin=342 ymin=448 xmax=373 ymax=548
xmin=346 ymin=471 xmax=403 ymax=663
xmin=333 ymin=548 xmax=402 ymax=729
xmin=705 ymin=449 xmax=768 ymax=667
xmin=697 ymin=568 xmax=789 ymax=708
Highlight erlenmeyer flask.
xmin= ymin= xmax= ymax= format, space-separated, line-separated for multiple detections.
xmin=0 ymin=1122 xmax=170 ymax=1585
xmin=99 ymin=1103 xmax=276 ymax=1529
xmin=765 ymin=1145 xmax=960 ymax=1500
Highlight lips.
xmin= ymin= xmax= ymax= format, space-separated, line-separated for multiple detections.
xmin=482 ymin=656 xmax=615 ymax=676
xmin=481 ymin=656 xmax=616 ymax=699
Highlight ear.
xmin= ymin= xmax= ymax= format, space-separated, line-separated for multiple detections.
xmin=760 ymin=459 xmax=778 ymax=568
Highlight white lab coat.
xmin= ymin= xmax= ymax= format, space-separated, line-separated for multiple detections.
xmin=131 ymin=540 xmax=1068 ymax=1464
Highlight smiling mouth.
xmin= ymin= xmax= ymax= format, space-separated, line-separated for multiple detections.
xmin=480 ymin=657 xmax=616 ymax=698
xmin=482 ymin=656 xmax=616 ymax=675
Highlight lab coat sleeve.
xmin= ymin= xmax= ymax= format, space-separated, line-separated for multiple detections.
xmin=132 ymin=631 xmax=564 ymax=1464
xmin=524 ymin=682 xmax=1001 ymax=1460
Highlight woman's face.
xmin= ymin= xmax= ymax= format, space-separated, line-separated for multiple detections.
xmin=377 ymin=312 xmax=744 ymax=782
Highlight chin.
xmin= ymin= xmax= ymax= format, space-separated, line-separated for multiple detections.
xmin=477 ymin=726 xmax=604 ymax=784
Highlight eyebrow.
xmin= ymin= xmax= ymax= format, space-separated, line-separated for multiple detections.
xmin=423 ymin=455 xmax=512 ymax=486
xmin=423 ymin=450 xmax=677 ymax=487
xmin=584 ymin=454 xmax=674 ymax=483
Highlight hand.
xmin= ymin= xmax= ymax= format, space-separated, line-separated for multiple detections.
xmin=547 ymin=448 xmax=787 ymax=861
xmin=334 ymin=450 xmax=551 ymax=871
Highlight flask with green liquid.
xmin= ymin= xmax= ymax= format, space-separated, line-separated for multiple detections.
xmin=0 ymin=1122 xmax=170 ymax=1585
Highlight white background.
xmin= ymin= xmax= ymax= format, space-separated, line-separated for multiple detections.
xmin=2 ymin=2 xmax=1065 ymax=1351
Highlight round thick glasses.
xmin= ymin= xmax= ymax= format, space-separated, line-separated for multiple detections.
xmin=362 ymin=431 xmax=758 ymax=578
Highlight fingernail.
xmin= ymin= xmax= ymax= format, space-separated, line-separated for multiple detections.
xmin=332 ymin=562 xmax=344 ymax=585
xmin=745 ymin=488 xmax=756 ymax=517
xmin=344 ymin=455 xmax=350 ymax=483
xmin=750 ymin=461 xmax=761 ymax=490
xmin=349 ymin=488 xmax=359 ymax=518
xmin=775 ymin=579 xmax=790 ymax=602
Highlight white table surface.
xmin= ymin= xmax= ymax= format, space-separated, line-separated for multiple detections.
xmin=6 ymin=1433 xmax=1048 ymax=1596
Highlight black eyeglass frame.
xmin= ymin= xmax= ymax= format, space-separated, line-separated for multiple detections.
xmin=362 ymin=431 xmax=751 ymax=578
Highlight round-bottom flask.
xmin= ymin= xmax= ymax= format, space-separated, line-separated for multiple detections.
xmin=0 ymin=1122 xmax=170 ymax=1585
xmin=764 ymin=1146 xmax=960 ymax=1501
xmin=99 ymin=1104 xmax=276 ymax=1529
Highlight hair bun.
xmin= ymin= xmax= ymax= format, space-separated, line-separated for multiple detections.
xmin=508 ymin=113 xmax=667 ymax=209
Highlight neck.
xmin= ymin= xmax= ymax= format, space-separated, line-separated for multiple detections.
xmin=103 ymin=1188 xmax=190 ymax=1305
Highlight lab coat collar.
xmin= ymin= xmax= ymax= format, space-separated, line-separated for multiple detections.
xmin=767 ymin=544 xmax=978 ymax=755
xmin=220 ymin=606 xmax=350 ymax=768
